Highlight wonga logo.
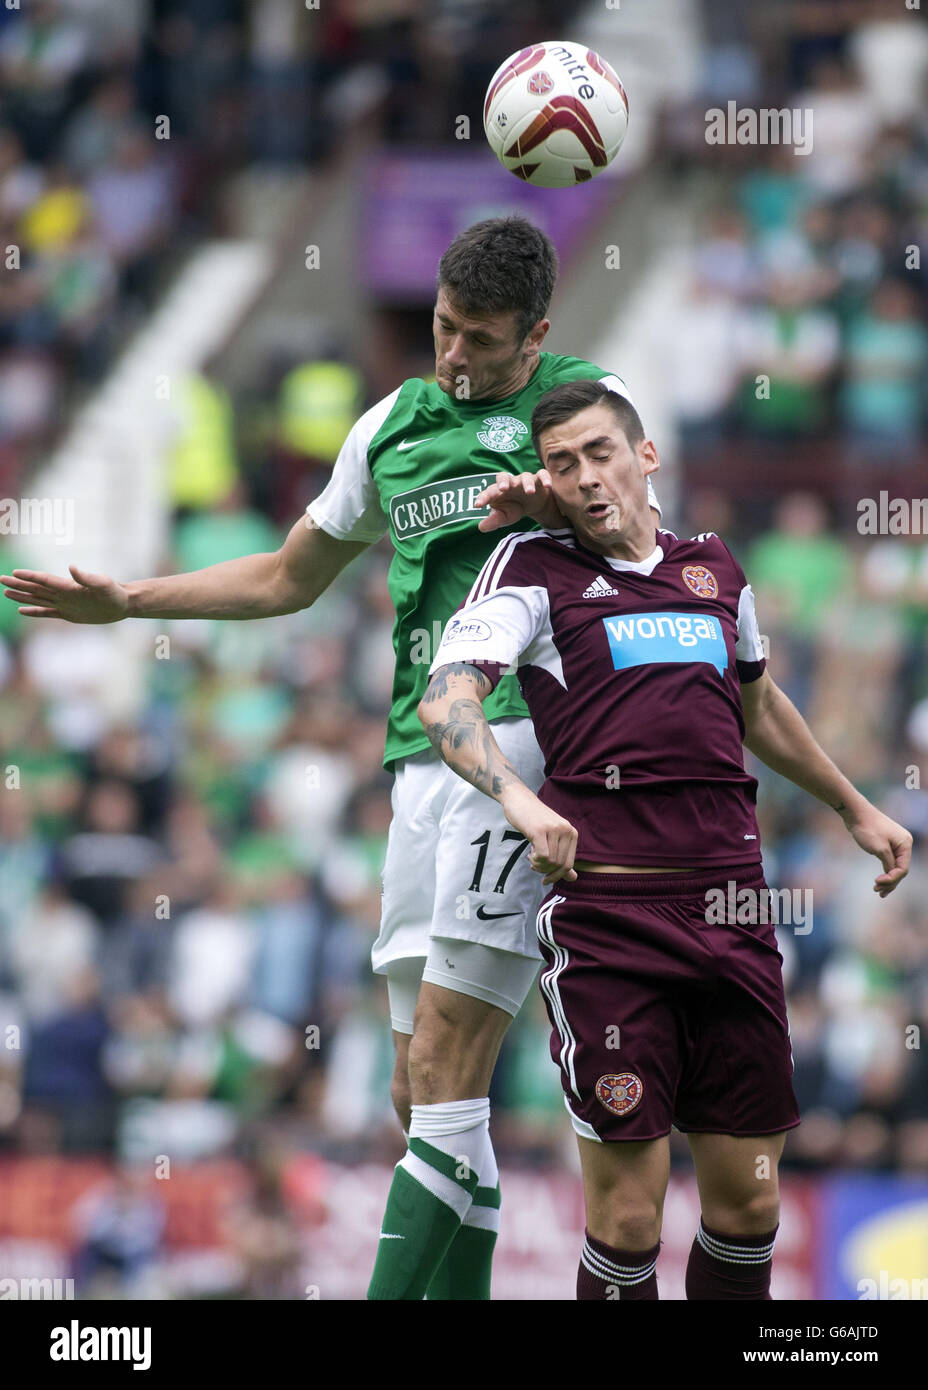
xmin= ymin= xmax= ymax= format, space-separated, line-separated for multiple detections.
xmin=602 ymin=611 xmax=727 ymax=677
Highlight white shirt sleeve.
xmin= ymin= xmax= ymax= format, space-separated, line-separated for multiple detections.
xmin=305 ymin=387 xmax=401 ymax=543
xmin=429 ymin=583 xmax=548 ymax=676
xmin=735 ymin=583 xmax=766 ymax=664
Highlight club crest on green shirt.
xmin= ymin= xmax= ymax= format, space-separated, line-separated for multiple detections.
xmin=476 ymin=415 xmax=529 ymax=453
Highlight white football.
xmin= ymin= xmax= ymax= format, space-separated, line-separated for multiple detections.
xmin=483 ymin=40 xmax=629 ymax=188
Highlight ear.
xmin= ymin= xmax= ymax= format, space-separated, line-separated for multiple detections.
xmin=524 ymin=318 xmax=550 ymax=355
xmin=639 ymin=439 xmax=660 ymax=476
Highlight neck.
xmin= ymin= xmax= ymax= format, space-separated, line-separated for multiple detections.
xmin=584 ymin=513 xmax=657 ymax=563
xmin=479 ymin=354 xmax=541 ymax=402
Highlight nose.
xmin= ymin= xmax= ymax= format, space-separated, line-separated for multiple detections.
xmin=443 ymin=334 xmax=468 ymax=368
xmin=577 ymin=460 xmax=600 ymax=491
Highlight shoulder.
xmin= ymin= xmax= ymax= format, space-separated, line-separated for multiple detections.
xmin=345 ymin=385 xmax=405 ymax=453
xmin=542 ymin=352 xmax=608 ymax=377
xmin=661 ymin=529 xmax=750 ymax=582
xmin=539 ymin=354 xmax=634 ymax=406
xmin=668 ymin=528 xmax=731 ymax=559
xmin=691 ymin=531 xmax=752 ymax=586
xmin=470 ymin=528 xmax=573 ymax=599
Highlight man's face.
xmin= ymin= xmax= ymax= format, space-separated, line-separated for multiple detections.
xmin=432 ymin=286 xmax=546 ymax=401
xmin=539 ymin=402 xmax=659 ymax=552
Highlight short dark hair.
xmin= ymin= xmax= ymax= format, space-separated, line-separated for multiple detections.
xmin=531 ymin=379 xmax=645 ymax=459
xmin=437 ymin=216 xmax=558 ymax=342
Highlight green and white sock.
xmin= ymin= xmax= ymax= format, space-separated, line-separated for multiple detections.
xmin=367 ymin=1098 xmax=489 ymax=1301
xmin=427 ymin=1132 xmax=500 ymax=1301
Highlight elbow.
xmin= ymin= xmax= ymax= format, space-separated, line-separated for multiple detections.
xmin=418 ymin=668 xmax=445 ymax=730
xmin=267 ymin=551 xmax=295 ymax=617
xmin=416 ymin=689 xmax=432 ymax=731
xmin=741 ymin=688 xmax=778 ymax=748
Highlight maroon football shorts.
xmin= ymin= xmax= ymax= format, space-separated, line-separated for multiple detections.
xmin=535 ymin=863 xmax=801 ymax=1143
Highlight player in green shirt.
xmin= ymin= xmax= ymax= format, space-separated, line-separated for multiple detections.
xmin=3 ymin=217 xmax=659 ymax=1300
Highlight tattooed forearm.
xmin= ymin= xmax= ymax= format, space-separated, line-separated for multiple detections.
xmin=420 ymin=662 xmax=492 ymax=703
xmin=426 ymin=697 xmax=485 ymax=756
xmin=418 ymin=677 xmax=524 ymax=800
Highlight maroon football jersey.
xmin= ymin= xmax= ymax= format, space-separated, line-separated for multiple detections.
xmin=430 ymin=528 xmax=767 ymax=866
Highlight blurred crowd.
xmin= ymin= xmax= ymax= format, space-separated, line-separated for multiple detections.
xmin=663 ymin=20 xmax=927 ymax=519
xmin=0 ymin=0 xmax=926 ymax=1298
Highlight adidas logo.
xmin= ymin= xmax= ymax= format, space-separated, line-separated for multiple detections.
xmin=582 ymin=575 xmax=620 ymax=599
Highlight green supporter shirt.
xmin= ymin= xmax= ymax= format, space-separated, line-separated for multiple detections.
xmin=307 ymin=352 xmax=653 ymax=770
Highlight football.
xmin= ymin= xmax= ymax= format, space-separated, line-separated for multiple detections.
xmin=483 ymin=40 xmax=629 ymax=188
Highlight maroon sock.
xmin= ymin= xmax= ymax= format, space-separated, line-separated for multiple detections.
xmin=685 ymin=1220 xmax=778 ymax=1300
xmin=577 ymin=1230 xmax=660 ymax=1300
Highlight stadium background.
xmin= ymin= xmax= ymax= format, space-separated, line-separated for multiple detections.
xmin=0 ymin=0 xmax=926 ymax=1300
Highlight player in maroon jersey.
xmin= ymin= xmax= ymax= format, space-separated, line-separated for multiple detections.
xmin=417 ymin=378 xmax=912 ymax=1300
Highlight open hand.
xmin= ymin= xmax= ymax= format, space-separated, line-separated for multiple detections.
xmin=475 ymin=470 xmax=566 ymax=533
xmin=2 ymin=565 xmax=130 ymax=624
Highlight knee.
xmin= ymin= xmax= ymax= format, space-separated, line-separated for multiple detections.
xmin=611 ymin=1201 xmax=663 ymax=1251
xmin=704 ymin=1188 xmax=780 ymax=1236
xmin=589 ymin=1196 xmax=662 ymax=1252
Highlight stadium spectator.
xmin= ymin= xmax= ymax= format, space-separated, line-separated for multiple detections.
xmin=840 ymin=279 xmax=928 ymax=465
xmin=735 ymin=274 xmax=840 ymax=439
xmin=748 ymin=493 xmax=851 ymax=641
xmin=58 ymin=780 xmax=164 ymax=930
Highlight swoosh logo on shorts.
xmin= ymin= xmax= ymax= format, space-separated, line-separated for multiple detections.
xmin=475 ymin=906 xmax=519 ymax=921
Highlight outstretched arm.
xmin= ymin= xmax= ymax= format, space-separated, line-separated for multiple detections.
xmin=1 ymin=513 xmax=369 ymax=623
xmin=417 ymin=661 xmax=577 ymax=885
xmin=741 ymin=670 xmax=912 ymax=896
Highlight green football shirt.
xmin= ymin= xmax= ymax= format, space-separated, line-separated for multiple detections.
xmin=307 ymin=353 xmax=653 ymax=769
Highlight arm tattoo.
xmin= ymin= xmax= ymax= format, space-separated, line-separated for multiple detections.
xmin=421 ymin=661 xmax=492 ymax=703
xmin=420 ymin=674 xmax=522 ymax=799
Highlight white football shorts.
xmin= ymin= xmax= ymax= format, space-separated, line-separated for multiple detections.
xmin=374 ymin=716 xmax=547 ymax=980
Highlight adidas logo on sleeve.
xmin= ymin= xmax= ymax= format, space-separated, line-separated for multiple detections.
xmin=582 ymin=575 xmax=621 ymax=599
